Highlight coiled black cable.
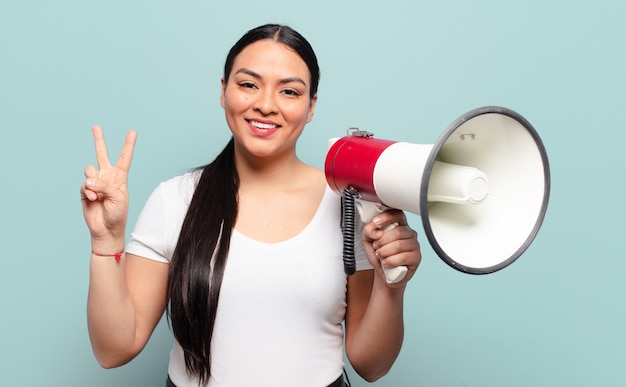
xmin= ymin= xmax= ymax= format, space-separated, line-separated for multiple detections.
xmin=341 ymin=188 xmax=357 ymax=276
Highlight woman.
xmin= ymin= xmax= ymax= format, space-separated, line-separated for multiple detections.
xmin=81 ymin=24 xmax=422 ymax=387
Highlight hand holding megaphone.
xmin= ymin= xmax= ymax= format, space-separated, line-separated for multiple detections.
xmin=326 ymin=106 xmax=550 ymax=278
xmin=354 ymin=198 xmax=409 ymax=284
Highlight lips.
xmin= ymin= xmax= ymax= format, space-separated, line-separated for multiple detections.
xmin=246 ymin=119 xmax=280 ymax=137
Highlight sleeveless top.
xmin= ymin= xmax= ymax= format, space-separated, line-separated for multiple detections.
xmin=126 ymin=171 xmax=371 ymax=386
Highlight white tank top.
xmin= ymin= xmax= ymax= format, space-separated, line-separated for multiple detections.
xmin=127 ymin=172 xmax=371 ymax=386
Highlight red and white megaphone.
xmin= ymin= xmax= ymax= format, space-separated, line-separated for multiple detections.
xmin=325 ymin=106 xmax=550 ymax=283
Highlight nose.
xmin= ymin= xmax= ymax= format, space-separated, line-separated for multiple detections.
xmin=253 ymin=88 xmax=278 ymax=115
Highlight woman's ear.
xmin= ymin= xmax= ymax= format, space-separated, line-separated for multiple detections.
xmin=306 ymin=94 xmax=318 ymax=123
xmin=220 ymin=78 xmax=226 ymax=109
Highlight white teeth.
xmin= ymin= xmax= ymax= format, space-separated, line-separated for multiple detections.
xmin=250 ymin=120 xmax=277 ymax=130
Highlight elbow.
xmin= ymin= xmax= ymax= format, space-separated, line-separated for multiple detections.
xmin=96 ymin=357 xmax=127 ymax=370
xmin=97 ymin=359 xmax=122 ymax=370
xmin=353 ymin=367 xmax=389 ymax=383
xmin=92 ymin=346 xmax=136 ymax=369
xmin=346 ymin=349 xmax=394 ymax=383
xmin=95 ymin=353 xmax=131 ymax=369
xmin=88 ymin=331 xmax=144 ymax=369
xmin=95 ymin=354 xmax=133 ymax=369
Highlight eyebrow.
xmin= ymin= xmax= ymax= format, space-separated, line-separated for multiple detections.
xmin=234 ymin=68 xmax=308 ymax=87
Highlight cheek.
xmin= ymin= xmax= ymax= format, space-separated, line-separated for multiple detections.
xmin=283 ymin=102 xmax=312 ymax=122
xmin=223 ymin=93 xmax=249 ymax=113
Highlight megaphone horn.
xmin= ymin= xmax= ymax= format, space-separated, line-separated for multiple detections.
xmin=325 ymin=106 xmax=550 ymax=282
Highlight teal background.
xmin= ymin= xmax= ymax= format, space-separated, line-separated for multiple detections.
xmin=1 ymin=0 xmax=624 ymax=386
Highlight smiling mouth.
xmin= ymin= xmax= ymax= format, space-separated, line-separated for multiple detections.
xmin=248 ymin=120 xmax=279 ymax=130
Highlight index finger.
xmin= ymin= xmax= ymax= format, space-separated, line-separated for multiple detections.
xmin=372 ymin=209 xmax=407 ymax=228
xmin=92 ymin=125 xmax=112 ymax=169
xmin=115 ymin=129 xmax=137 ymax=173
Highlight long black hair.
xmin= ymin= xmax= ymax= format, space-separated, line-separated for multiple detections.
xmin=167 ymin=24 xmax=320 ymax=384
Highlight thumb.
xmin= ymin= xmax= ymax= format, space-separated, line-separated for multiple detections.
xmin=82 ymin=165 xmax=127 ymax=202
xmin=82 ymin=177 xmax=123 ymax=203
xmin=87 ymin=176 xmax=123 ymax=193
xmin=81 ymin=178 xmax=103 ymax=202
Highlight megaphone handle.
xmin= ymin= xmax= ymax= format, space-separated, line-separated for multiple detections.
xmin=380 ymin=222 xmax=409 ymax=283
xmin=355 ymin=200 xmax=409 ymax=284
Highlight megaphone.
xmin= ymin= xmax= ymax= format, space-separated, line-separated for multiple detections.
xmin=325 ymin=106 xmax=550 ymax=283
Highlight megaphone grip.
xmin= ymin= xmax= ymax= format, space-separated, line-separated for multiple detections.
xmin=380 ymin=222 xmax=408 ymax=283
xmin=354 ymin=200 xmax=409 ymax=284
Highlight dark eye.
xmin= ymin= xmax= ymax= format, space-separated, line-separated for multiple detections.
xmin=282 ymin=89 xmax=301 ymax=97
xmin=239 ymin=82 xmax=256 ymax=89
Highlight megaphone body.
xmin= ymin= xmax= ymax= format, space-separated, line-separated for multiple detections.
xmin=325 ymin=106 xmax=550 ymax=282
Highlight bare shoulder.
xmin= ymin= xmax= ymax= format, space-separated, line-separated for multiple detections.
xmin=300 ymin=163 xmax=325 ymax=178
xmin=298 ymin=164 xmax=326 ymax=190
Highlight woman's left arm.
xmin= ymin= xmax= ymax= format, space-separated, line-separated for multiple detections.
xmin=345 ymin=209 xmax=422 ymax=382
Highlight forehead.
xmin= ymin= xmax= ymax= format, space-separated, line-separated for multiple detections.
xmin=232 ymin=39 xmax=310 ymax=79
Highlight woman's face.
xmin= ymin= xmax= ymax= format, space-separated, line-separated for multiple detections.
xmin=221 ymin=39 xmax=317 ymax=161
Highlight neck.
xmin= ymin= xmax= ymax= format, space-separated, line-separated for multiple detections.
xmin=235 ymin=150 xmax=306 ymax=188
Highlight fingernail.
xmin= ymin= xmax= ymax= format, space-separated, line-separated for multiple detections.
xmin=86 ymin=179 xmax=96 ymax=187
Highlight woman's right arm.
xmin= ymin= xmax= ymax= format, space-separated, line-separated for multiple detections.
xmin=81 ymin=126 xmax=168 ymax=368
xmin=87 ymin=253 xmax=168 ymax=368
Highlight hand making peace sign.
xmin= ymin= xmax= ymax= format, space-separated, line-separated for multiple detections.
xmin=80 ymin=126 xmax=137 ymax=244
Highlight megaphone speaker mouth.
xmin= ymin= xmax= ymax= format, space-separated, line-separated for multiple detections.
xmin=420 ymin=106 xmax=550 ymax=274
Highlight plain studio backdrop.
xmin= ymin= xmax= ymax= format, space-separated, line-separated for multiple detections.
xmin=1 ymin=1 xmax=624 ymax=386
